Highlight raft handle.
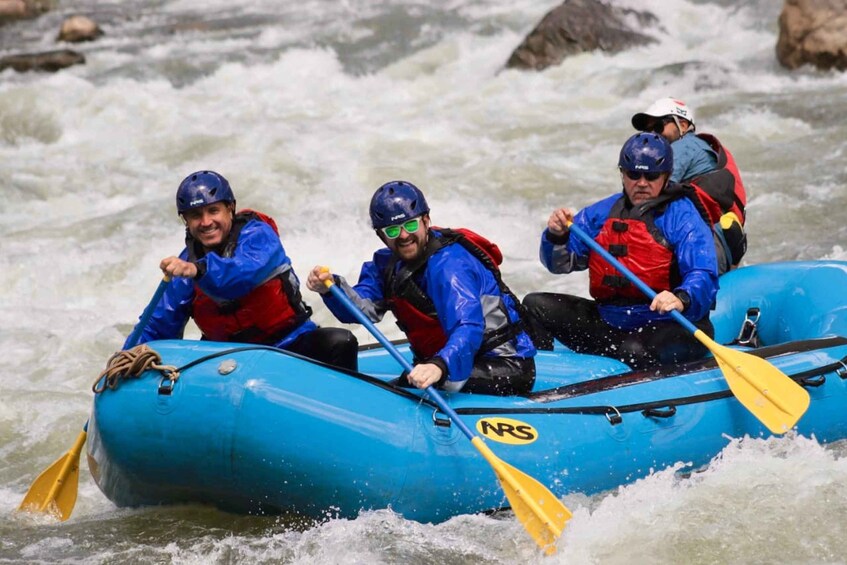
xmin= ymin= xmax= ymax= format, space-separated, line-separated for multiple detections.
xmin=642 ymin=406 xmax=677 ymax=419
xmin=798 ymin=374 xmax=826 ymax=388
xmin=604 ymin=406 xmax=623 ymax=426
xmin=432 ymin=409 xmax=452 ymax=428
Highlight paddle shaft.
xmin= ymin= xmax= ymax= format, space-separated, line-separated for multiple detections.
xmin=325 ymin=278 xmax=571 ymax=551
xmin=20 ymin=276 xmax=173 ymax=520
xmin=567 ymin=220 xmax=810 ymax=431
xmin=326 ymin=283 xmax=477 ymax=441
xmin=124 ymin=277 xmax=171 ymax=349
xmin=567 ymin=222 xmax=697 ymax=333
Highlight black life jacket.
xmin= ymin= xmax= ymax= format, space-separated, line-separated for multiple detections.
xmin=684 ymin=133 xmax=748 ymax=269
xmin=688 ymin=133 xmax=747 ymax=224
xmin=382 ymin=228 xmax=525 ymax=360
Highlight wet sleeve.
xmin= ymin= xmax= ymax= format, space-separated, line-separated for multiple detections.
xmin=322 ymin=252 xmax=390 ymax=323
xmin=195 ymin=221 xmax=287 ymax=300
xmin=664 ymin=200 xmax=720 ymax=321
xmin=539 ymin=199 xmax=610 ymax=274
xmin=426 ymin=250 xmax=487 ymax=382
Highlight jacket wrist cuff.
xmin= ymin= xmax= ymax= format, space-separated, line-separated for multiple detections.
xmin=193 ymin=260 xmax=207 ymax=280
xmin=427 ymin=356 xmax=449 ymax=386
xmin=673 ymin=289 xmax=691 ymax=311
xmin=545 ymin=229 xmax=569 ymax=246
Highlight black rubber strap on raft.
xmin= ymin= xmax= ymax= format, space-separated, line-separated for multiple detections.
xmin=529 ymin=336 xmax=847 ymax=403
xmin=144 ymin=339 xmax=847 ymax=419
xmin=453 ymin=352 xmax=847 ymax=418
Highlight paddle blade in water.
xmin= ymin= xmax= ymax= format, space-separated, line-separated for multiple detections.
xmin=472 ymin=438 xmax=571 ymax=555
xmin=18 ymin=430 xmax=85 ymax=521
xmin=697 ymin=332 xmax=811 ymax=434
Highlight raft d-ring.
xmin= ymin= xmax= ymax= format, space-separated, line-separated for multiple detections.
xmin=836 ymin=360 xmax=847 ymax=379
xmin=799 ymin=374 xmax=826 ymax=388
xmin=604 ymin=406 xmax=623 ymax=426
xmin=157 ymin=376 xmax=176 ymax=396
xmin=432 ymin=408 xmax=452 ymax=428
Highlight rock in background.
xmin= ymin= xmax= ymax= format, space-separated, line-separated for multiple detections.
xmin=57 ymin=15 xmax=103 ymax=42
xmin=0 ymin=0 xmax=52 ymax=24
xmin=0 ymin=49 xmax=84 ymax=72
xmin=504 ymin=0 xmax=660 ymax=71
xmin=776 ymin=0 xmax=847 ymax=71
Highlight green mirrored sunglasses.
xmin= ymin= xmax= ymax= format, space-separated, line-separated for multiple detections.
xmin=381 ymin=218 xmax=421 ymax=239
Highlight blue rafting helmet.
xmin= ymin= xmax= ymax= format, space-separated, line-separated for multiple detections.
xmin=369 ymin=180 xmax=430 ymax=229
xmin=618 ymin=132 xmax=673 ymax=174
xmin=175 ymin=170 xmax=235 ymax=214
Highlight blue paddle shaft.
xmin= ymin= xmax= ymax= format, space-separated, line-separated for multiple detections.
xmin=567 ymin=222 xmax=698 ymax=334
xmin=88 ymin=277 xmax=171 ymax=434
xmin=327 ymin=283 xmax=479 ymax=441
xmin=125 ymin=278 xmax=170 ymax=349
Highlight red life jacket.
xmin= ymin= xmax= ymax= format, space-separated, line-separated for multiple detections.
xmin=686 ymin=133 xmax=747 ymax=225
xmin=384 ymin=228 xmax=521 ymax=360
xmin=588 ymin=197 xmax=679 ymax=303
xmin=189 ymin=209 xmax=312 ymax=344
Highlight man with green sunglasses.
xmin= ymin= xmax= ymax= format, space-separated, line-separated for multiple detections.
xmin=307 ymin=180 xmax=537 ymax=396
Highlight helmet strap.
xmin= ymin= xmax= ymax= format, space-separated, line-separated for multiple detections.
xmin=671 ymin=115 xmax=684 ymax=136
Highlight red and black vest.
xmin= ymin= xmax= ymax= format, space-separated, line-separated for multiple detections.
xmin=383 ymin=228 xmax=523 ymax=360
xmin=188 ymin=209 xmax=312 ymax=344
xmin=685 ymin=133 xmax=747 ymax=225
xmin=588 ymin=197 xmax=681 ymax=303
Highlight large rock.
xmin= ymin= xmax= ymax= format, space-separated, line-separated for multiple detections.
xmin=57 ymin=15 xmax=103 ymax=43
xmin=505 ymin=0 xmax=659 ymax=71
xmin=0 ymin=49 xmax=85 ymax=72
xmin=776 ymin=0 xmax=847 ymax=71
xmin=0 ymin=0 xmax=51 ymax=25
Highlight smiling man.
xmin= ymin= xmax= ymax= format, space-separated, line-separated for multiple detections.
xmin=123 ymin=170 xmax=359 ymax=371
xmin=522 ymin=133 xmax=719 ymax=370
xmin=306 ymin=180 xmax=536 ymax=395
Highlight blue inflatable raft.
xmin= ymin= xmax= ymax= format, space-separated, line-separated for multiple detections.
xmin=87 ymin=261 xmax=847 ymax=523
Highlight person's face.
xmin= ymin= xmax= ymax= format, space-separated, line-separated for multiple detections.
xmin=646 ymin=115 xmax=687 ymax=142
xmin=182 ymin=202 xmax=234 ymax=249
xmin=379 ymin=214 xmax=430 ymax=262
xmin=621 ymin=169 xmax=668 ymax=205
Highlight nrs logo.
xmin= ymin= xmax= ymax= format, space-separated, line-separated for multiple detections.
xmin=476 ymin=417 xmax=538 ymax=445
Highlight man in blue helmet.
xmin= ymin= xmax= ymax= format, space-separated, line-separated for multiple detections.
xmin=124 ymin=170 xmax=359 ymax=371
xmin=305 ymin=180 xmax=537 ymax=395
xmin=522 ymin=133 xmax=719 ymax=369
xmin=632 ymin=97 xmax=747 ymax=274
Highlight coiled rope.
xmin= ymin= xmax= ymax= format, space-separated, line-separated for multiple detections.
xmin=92 ymin=344 xmax=180 ymax=393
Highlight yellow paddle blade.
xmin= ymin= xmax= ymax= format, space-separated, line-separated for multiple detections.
xmin=472 ymin=437 xmax=571 ymax=555
xmin=694 ymin=330 xmax=811 ymax=434
xmin=18 ymin=430 xmax=86 ymax=521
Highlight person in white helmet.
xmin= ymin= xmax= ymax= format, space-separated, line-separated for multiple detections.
xmin=632 ymin=97 xmax=747 ymax=274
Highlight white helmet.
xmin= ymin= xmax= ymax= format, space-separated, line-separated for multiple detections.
xmin=631 ymin=97 xmax=696 ymax=132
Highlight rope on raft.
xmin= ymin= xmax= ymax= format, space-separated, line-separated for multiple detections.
xmin=92 ymin=344 xmax=179 ymax=393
